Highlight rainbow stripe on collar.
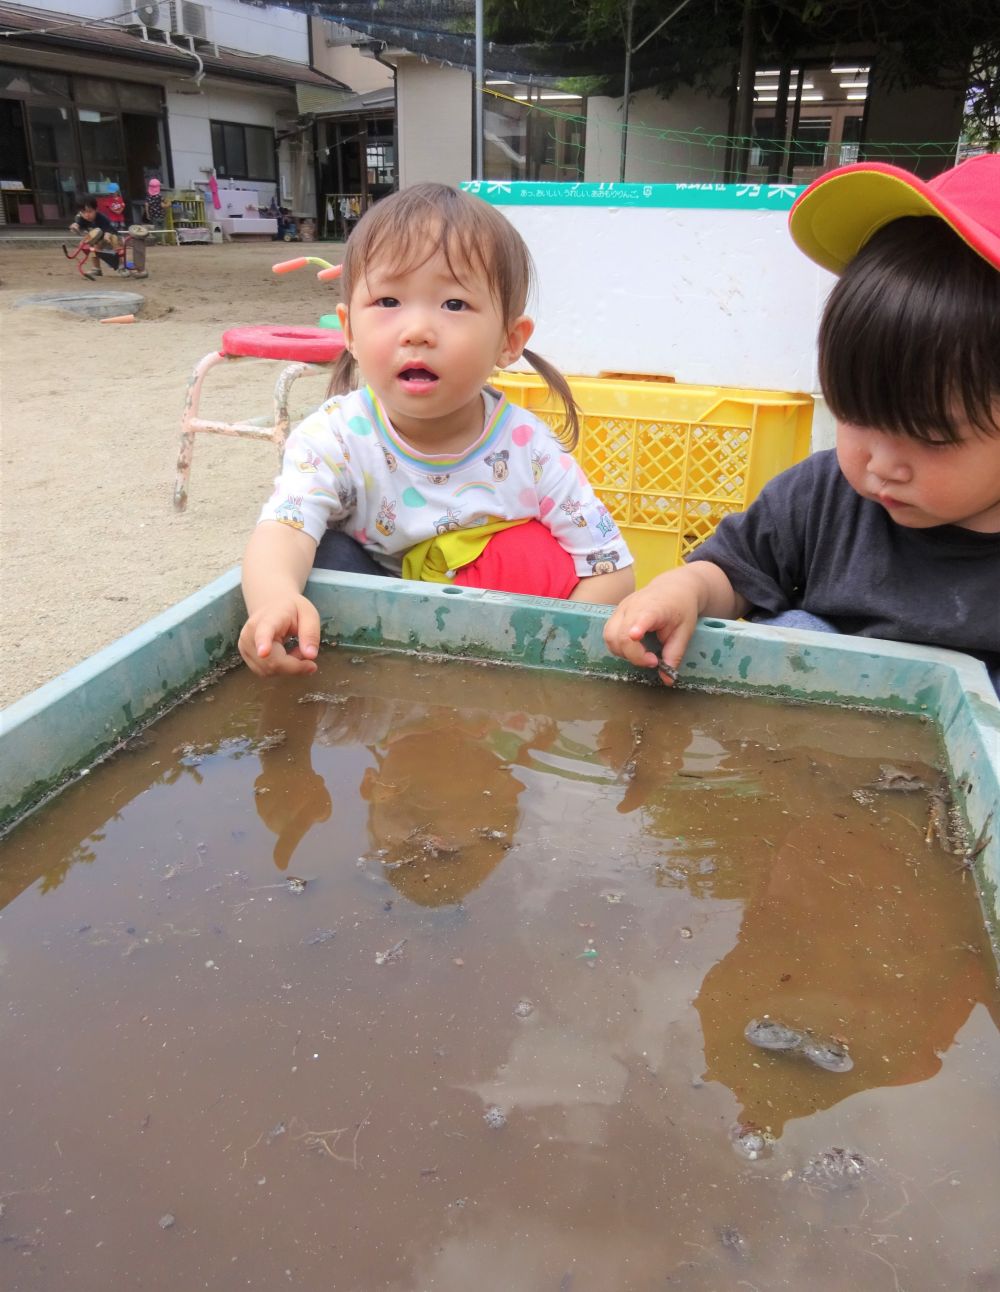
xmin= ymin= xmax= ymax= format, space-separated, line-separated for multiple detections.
xmin=363 ymin=385 xmax=511 ymax=471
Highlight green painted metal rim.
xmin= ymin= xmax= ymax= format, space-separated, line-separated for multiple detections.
xmin=0 ymin=569 xmax=996 ymax=937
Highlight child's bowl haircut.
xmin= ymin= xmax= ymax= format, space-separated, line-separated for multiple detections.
xmin=818 ymin=218 xmax=1000 ymax=442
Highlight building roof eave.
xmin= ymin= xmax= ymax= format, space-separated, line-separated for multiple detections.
xmin=0 ymin=2 xmax=351 ymax=92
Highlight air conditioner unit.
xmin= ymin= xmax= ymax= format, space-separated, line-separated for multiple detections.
xmin=119 ymin=1 xmax=171 ymax=35
xmin=169 ymin=0 xmax=212 ymax=43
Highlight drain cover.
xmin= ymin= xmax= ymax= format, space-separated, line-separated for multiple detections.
xmin=14 ymin=291 xmax=146 ymax=319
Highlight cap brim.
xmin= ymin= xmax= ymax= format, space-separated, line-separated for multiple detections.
xmin=789 ymin=162 xmax=989 ymax=274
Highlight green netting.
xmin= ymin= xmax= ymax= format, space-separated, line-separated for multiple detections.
xmin=275 ymin=0 xmax=580 ymax=78
xmin=484 ymin=88 xmax=965 ymax=184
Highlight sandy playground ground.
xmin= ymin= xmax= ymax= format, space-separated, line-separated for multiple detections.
xmin=0 ymin=237 xmax=347 ymax=711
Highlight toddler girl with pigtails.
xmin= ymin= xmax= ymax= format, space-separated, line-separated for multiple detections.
xmin=240 ymin=182 xmax=634 ymax=679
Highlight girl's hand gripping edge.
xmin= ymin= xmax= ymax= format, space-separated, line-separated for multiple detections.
xmin=239 ymin=594 xmax=322 ymax=678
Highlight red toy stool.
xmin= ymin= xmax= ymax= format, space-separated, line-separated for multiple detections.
xmin=173 ymin=325 xmax=346 ymax=510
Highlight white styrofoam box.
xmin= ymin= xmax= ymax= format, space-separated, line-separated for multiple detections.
xmin=464 ymin=182 xmax=836 ymax=393
xmin=219 ymin=217 xmax=277 ymax=237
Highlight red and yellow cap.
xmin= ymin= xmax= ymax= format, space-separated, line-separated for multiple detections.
xmin=789 ymin=153 xmax=1000 ymax=275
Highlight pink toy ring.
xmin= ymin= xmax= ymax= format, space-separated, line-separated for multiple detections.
xmin=221 ymin=325 xmax=346 ymax=363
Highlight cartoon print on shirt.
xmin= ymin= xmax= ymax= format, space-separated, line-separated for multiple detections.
xmin=586 ymin=548 xmax=620 ymax=574
xmin=531 ymin=449 xmax=550 ymax=483
xmin=314 ymin=473 xmax=357 ymax=511
xmin=593 ymin=504 xmax=616 ymax=539
xmin=560 ymin=499 xmax=588 ymax=528
xmin=375 ymin=496 xmax=397 ymax=537
xmin=274 ymin=497 xmax=306 ymax=530
xmin=434 ymin=506 xmax=462 ymax=534
xmin=331 ymin=426 xmax=351 ymax=464
xmin=259 ymin=391 xmax=636 ymax=578
xmin=485 ymin=450 xmax=510 ymax=482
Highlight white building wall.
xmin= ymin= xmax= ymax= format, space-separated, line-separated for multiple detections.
xmin=8 ymin=0 xmax=308 ymax=61
xmin=396 ymin=59 xmax=471 ymax=188
xmin=10 ymin=0 xmax=120 ymax=15
xmin=494 ymin=201 xmax=833 ymax=393
xmin=205 ymin=0 xmax=308 ymax=62
xmin=165 ymin=82 xmax=291 ymax=192
xmin=585 ymin=87 xmax=731 ymax=183
xmin=311 ymin=19 xmax=393 ymax=92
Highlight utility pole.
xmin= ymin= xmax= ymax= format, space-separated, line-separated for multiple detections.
xmin=619 ymin=0 xmax=694 ymax=183
xmin=619 ymin=0 xmax=635 ymax=182
xmin=474 ymin=0 xmax=484 ymax=179
xmin=731 ymin=0 xmax=757 ymax=181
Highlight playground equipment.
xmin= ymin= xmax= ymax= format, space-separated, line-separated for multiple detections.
xmin=272 ymin=256 xmax=344 ymax=326
xmin=173 ymin=326 xmax=346 ymax=510
xmin=62 ymin=225 xmax=151 ymax=279
xmin=172 ymin=257 xmax=346 ymax=511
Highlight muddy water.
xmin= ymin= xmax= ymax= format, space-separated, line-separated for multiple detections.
xmin=1 ymin=651 xmax=999 ymax=1292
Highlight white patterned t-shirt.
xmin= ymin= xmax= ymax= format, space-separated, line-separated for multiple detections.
xmin=258 ymin=385 xmax=633 ymax=579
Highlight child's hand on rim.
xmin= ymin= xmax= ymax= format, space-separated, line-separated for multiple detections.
xmin=238 ymin=595 xmax=321 ymax=678
xmin=603 ymin=562 xmax=746 ymax=683
xmin=602 ymin=570 xmax=701 ymax=682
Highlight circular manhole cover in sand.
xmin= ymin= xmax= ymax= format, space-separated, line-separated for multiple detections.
xmin=14 ymin=290 xmax=145 ymax=320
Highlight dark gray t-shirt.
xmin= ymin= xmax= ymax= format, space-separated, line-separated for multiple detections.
xmin=691 ymin=450 xmax=1000 ymax=674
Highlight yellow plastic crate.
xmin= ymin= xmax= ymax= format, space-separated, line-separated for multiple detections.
xmin=491 ymin=372 xmax=814 ymax=587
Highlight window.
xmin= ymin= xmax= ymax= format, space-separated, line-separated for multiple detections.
xmin=792 ymin=117 xmax=832 ymax=169
xmin=211 ymin=120 xmax=276 ymax=181
xmin=365 ymin=141 xmax=393 ymax=187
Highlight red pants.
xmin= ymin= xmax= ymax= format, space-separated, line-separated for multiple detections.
xmin=453 ymin=520 xmax=579 ymax=599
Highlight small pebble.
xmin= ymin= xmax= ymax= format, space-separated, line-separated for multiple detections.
xmin=483 ymin=1105 xmax=507 ymax=1130
xmin=453 ymin=958 xmax=464 ymax=967
xmin=158 ymin=1214 xmax=175 ymax=1230
xmin=730 ymin=1124 xmax=774 ymax=1160
xmin=513 ymin=999 xmax=534 ymax=1018
xmin=680 ymin=927 xmax=693 ymax=939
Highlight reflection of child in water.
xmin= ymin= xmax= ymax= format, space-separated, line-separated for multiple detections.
xmin=252 ymin=685 xmax=522 ymax=904
xmin=253 ymin=690 xmax=332 ymax=870
xmin=690 ymin=769 xmax=1000 ymax=1138
xmin=361 ymin=717 xmax=521 ymax=907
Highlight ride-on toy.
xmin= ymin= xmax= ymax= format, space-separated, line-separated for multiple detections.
xmin=62 ymin=224 xmax=151 ymax=279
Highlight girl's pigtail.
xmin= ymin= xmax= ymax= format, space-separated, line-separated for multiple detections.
xmin=326 ymin=347 xmax=356 ymax=399
xmin=521 ymin=348 xmax=580 ymax=451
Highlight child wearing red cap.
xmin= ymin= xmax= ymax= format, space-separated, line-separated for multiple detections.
xmin=604 ymin=154 xmax=1000 ymax=693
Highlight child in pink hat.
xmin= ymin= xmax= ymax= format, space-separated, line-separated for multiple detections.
xmin=143 ymin=176 xmax=163 ymax=227
xmin=604 ymin=154 xmax=1000 ymax=694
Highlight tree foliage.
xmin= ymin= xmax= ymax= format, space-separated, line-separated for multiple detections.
xmin=484 ymin=0 xmax=998 ymax=103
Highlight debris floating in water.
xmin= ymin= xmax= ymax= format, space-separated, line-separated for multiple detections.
xmin=375 ymin=938 xmax=407 ymax=966
xmin=744 ymin=1017 xmax=853 ymax=1073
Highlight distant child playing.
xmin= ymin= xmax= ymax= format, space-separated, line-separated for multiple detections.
xmin=240 ymin=182 xmax=635 ymax=678
xmin=604 ymin=155 xmax=1000 ymax=692
xmin=69 ymin=195 xmax=122 ymax=278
